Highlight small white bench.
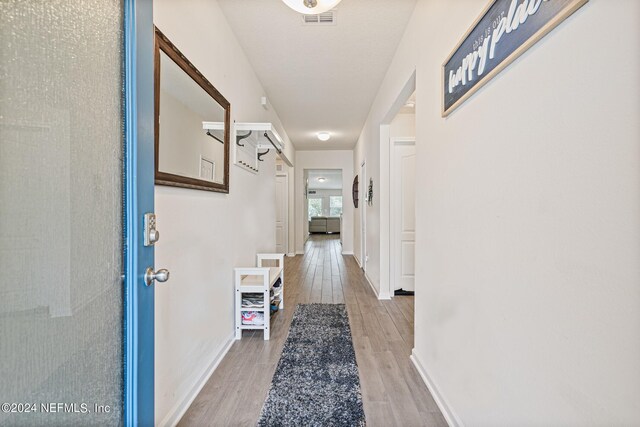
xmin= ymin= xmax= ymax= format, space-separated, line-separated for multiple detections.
xmin=234 ymin=254 xmax=284 ymax=340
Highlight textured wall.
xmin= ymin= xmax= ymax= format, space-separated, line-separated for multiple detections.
xmin=354 ymin=0 xmax=640 ymax=424
xmin=0 ymin=1 xmax=124 ymax=425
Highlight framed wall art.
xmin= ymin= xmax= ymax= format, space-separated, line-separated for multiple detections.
xmin=442 ymin=0 xmax=588 ymax=116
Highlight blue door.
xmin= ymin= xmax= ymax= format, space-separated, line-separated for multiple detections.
xmin=0 ymin=0 xmax=156 ymax=425
xmin=125 ymin=0 xmax=156 ymax=425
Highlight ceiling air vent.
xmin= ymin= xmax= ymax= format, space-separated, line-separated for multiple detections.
xmin=302 ymin=11 xmax=336 ymax=25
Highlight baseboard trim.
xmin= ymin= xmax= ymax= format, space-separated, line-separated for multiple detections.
xmin=363 ymin=272 xmax=379 ymax=298
xmin=362 ymin=272 xmax=391 ymax=299
xmin=353 ymin=254 xmax=362 ymax=267
xmin=286 ymin=252 xmax=296 ymax=257
xmin=160 ymin=336 xmax=235 ymax=427
xmin=378 ymin=289 xmax=391 ymax=300
xmin=296 ymin=250 xmax=304 ymax=255
xmin=342 ymin=251 xmax=354 ymax=255
xmin=410 ymin=349 xmax=462 ymax=427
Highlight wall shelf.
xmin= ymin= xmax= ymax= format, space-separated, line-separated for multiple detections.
xmin=232 ymin=122 xmax=293 ymax=174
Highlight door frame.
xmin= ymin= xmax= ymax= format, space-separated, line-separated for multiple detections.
xmin=303 ymin=170 xmax=310 ymax=244
xmin=124 ymin=0 xmax=155 ymax=425
xmin=276 ymin=172 xmax=289 ymax=255
xmin=389 ymin=137 xmax=416 ymax=297
xmin=378 ymin=70 xmax=416 ymax=300
xmin=360 ymin=161 xmax=367 ymax=272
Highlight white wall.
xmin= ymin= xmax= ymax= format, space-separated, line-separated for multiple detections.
xmin=153 ymin=0 xmax=295 ymax=425
xmin=390 ymin=112 xmax=416 ymax=138
xmin=354 ymin=0 xmax=640 ymax=425
xmin=295 ymin=150 xmax=354 ymax=254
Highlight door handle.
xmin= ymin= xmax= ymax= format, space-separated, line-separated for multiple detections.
xmin=144 ymin=267 xmax=170 ymax=286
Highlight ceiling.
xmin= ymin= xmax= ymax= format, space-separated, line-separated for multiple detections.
xmin=217 ymin=0 xmax=417 ymax=151
xmin=308 ymin=169 xmax=342 ymax=190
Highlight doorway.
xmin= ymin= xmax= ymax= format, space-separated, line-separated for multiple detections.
xmin=305 ymin=169 xmax=344 ymax=243
xmin=390 ymin=138 xmax=416 ymax=294
xmin=388 ymin=92 xmax=416 ymax=296
xmin=379 ymin=72 xmax=416 ymax=299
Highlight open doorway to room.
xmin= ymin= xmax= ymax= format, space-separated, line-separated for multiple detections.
xmin=389 ymin=92 xmax=416 ymax=296
xmin=375 ymin=71 xmax=416 ymax=300
xmin=305 ymin=169 xmax=344 ymax=245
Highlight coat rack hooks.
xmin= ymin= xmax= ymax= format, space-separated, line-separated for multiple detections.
xmin=236 ymin=130 xmax=252 ymax=147
xmin=263 ymin=132 xmax=282 ymax=154
xmin=232 ymin=122 xmax=292 ymax=174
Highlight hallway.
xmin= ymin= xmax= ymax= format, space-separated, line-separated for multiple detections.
xmin=179 ymin=234 xmax=447 ymax=426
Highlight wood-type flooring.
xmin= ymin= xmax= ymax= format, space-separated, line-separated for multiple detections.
xmin=178 ymin=234 xmax=447 ymax=427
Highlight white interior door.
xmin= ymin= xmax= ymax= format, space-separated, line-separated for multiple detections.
xmin=392 ymin=141 xmax=416 ymax=292
xmin=275 ymin=174 xmax=288 ymax=254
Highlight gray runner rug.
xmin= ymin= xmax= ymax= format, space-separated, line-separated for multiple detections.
xmin=257 ymin=304 xmax=366 ymax=427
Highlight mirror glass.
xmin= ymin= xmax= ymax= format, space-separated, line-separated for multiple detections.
xmin=155 ymin=28 xmax=230 ymax=193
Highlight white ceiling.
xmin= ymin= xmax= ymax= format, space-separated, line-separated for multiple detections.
xmin=308 ymin=169 xmax=342 ymax=189
xmin=218 ymin=0 xmax=417 ymax=151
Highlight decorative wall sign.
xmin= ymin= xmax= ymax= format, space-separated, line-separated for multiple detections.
xmin=367 ymin=178 xmax=373 ymax=206
xmin=442 ymin=0 xmax=588 ymax=116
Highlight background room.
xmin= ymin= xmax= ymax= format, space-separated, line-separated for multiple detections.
xmin=305 ymin=169 xmax=343 ymax=239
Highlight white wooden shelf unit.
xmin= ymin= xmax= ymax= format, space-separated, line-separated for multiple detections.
xmin=234 ymin=253 xmax=284 ymax=340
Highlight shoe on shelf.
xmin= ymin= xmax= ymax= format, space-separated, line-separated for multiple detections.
xmin=242 ymin=298 xmax=264 ymax=308
xmin=244 ymin=292 xmax=263 ymax=298
xmin=241 ymin=311 xmax=255 ymax=324
xmin=270 ymin=300 xmax=280 ymax=313
xmin=242 ymin=311 xmax=264 ymax=325
xmin=242 ymin=292 xmax=264 ymax=308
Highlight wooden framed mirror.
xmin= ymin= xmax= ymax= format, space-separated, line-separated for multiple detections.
xmin=154 ymin=27 xmax=230 ymax=193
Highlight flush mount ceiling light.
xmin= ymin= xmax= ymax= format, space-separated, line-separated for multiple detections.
xmin=282 ymin=0 xmax=342 ymax=14
xmin=317 ymin=132 xmax=331 ymax=141
xmin=317 ymin=177 xmax=327 ymax=182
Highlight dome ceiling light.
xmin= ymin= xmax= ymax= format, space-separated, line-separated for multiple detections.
xmin=282 ymin=0 xmax=342 ymax=15
xmin=317 ymin=132 xmax=331 ymax=141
